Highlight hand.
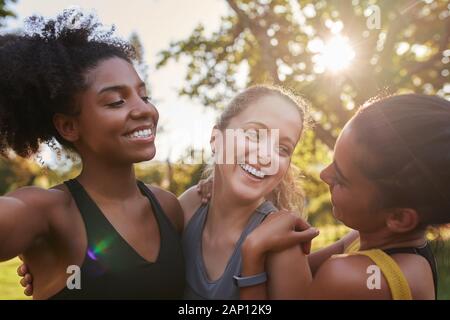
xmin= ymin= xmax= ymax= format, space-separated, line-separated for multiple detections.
xmin=17 ymin=255 xmax=33 ymax=296
xmin=245 ymin=210 xmax=319 ymax=256
xmin=196 ymin=176 xmax=213 ymax=204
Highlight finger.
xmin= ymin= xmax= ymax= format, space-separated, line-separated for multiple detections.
xmin=20 ymin=277 xmax=28 ymax=287
xmin=275 ymin=228 xmax=319 ymax=251
xmin=17 ymin=264 xmax=27 ymax=277
xmin=293 ymin=216 xmax=313 ymax=231
xmin=292 ymin=228 xmax=320 ymax=244
xmin=24 ymin=284 xmax=33 ymax=296
xmin=301 ymin=240 xmax=312 ymax=255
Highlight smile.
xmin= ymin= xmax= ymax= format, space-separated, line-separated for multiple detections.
xmin=126 ymin=128 xmax=152 ymax=139
xmin=124 ymin=126 xmax=155 ymax=142
xmin=239 ymin=163 xmax=265 ymax=179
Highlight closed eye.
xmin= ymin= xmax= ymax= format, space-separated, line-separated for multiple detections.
xmin=141 ymin=96 xmax=151 ymax=103
xmin=106 ymin=99 xmax=125 ymax=107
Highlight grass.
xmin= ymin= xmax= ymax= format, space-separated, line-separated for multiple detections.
xmin=1 ymin=225 xmax=449 ymax=300
xmin=0 ymin=257 xmax=30 ymax=300
xmin=434 ymin=239 xmax=450 ymax=300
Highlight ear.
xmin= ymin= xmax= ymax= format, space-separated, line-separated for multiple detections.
xmin=53 ymin=113 xmax=80 ymax=143
xmin=210 ymin=125 xmax=220 ymax=154
xmin=386 ymin=208 xmax=420 ymax=233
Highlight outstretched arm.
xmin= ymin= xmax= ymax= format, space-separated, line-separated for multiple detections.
xmin=0 ymin=187 xmax=54 ymax=261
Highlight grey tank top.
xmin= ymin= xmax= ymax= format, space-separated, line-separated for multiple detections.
xmin=182 ymin=200 xmax=277 ymax=300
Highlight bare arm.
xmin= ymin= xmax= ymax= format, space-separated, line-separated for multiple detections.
xmin=239 ymin=212 xmax=319 ymax=300
xmin=266 ymin=246 xmax=312 ymax=299
xmin=0 ymin=187 xmax=53 ymax=261
xmin=306 ymin=254 xmax=391 ymax=300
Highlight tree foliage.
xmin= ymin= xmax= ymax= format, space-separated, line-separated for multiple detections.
xmin=157 ymin=0 xmax=450 ymax=221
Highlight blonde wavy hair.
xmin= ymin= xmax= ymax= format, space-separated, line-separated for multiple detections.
xmin=203 ymin=84 xmax=309 ymax=218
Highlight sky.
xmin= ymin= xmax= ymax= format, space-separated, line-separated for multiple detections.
xmin=3 ymin=0 xmax=228 ymax=162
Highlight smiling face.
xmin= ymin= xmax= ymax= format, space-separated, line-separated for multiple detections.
xmin=212 ymin=94 xmax=303 ymax=205
xmin=319 ymin=121 xmax=388 ymax=232
xmin=65 ymin=57 xmax=158 ymax=164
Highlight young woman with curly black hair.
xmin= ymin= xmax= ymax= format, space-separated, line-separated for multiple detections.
xmin=5 ymin=8 xmax=324 ymax=300
xmin=0 ymin=9 xmax=186 ymax=299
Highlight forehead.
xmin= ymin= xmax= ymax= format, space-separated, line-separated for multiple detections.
xmin=229 ymin=94 xmax=303 ymax=140
xmin=335 ymin=122 xmax=371 ymax=182
xmin=85 ymin=57 xmax=141 ymax=90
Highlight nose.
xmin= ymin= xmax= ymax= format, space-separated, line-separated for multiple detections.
xmin=130 ymin=95 xmax=159 ymax=123
xmin=320 ymin=163 xmax=333 ymax=186
xmin=258 ymin=148 xmax=272 ymax=166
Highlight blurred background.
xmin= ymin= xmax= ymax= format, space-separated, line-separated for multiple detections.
xmin=0 ymin=0 xmax=449 ymax=299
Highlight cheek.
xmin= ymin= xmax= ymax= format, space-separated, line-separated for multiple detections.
xmin=332 ymin=186 xmax=352 ymax=206
xmin=269 ymin=157 xmax=290 ymax=185
xmin=83 ymin=108 xmax=117 ymax=130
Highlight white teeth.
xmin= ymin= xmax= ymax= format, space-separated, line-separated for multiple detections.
xmin=126 ymin=128 xmax=153 ymax=139
xmin=240 ymin=163 xmax=265 ymax=178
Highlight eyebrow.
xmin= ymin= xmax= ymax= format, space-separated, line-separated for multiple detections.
xmin=244 ymin=121 xmax=269 ymax=128
xmin=98 ymin=82 xmax=146 ymax=94
xmin=333 ymin=160 xmax=350 ymax=184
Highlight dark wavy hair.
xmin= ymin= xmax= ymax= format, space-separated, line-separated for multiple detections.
xmin=0 ymin=8 xmax=135 ymax=158
xmin=351 ymin=94 xmax=450 ymax=227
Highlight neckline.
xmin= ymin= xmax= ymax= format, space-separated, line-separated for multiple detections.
xmin=72 ymin=178 xmax=163 ymax=265
xmin=196 ymin=201 xmax=269 ymax=284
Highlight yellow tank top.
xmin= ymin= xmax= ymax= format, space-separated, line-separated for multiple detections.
xmin=344 ymin=238 xmax=413 ymax=300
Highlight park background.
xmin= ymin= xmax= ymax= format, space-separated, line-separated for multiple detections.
xmin=0 ymin=0 xmax=449 ymax=299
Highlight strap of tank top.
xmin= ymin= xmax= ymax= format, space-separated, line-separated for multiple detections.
xmin=349 ymin=249 xmax=413 ymax=300
xmin=64 ymin=179 xmax=113 ymax=242
xmin=136 ymin=181 xmax=175 ymax=231
xmin=345 ymin=237 xmax=437 ymax=299
xmin=383 ymin=243 xmax=438 ymax=298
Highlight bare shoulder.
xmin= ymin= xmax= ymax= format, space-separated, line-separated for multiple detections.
xmin=178 ymin=185 xmax=203 ymax=228
xmin=146 ymin=184 xmax=183 ymax=234
xmin=6 ymin=184 xmax=71 ymax=215
xmin=307 ymin=254 xmax=392 ymax=300
xmin=391 ymin=253 xmax=435 ymax=299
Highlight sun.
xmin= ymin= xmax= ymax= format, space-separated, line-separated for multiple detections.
xmin=315 ymin=36 xmax=355 ymax=73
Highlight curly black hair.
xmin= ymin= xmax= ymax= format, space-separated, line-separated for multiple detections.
xmin=0 ymin=8 xmax=136 ymax=158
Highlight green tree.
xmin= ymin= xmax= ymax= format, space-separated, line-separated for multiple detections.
xmin=0 ymin=0 xmax=16 ymax=27
xmin=157 ymin=0 xmax=450 ymax=222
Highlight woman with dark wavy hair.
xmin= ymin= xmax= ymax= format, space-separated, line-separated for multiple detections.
xmin=241 ymin=94 xmax=449 ymax=300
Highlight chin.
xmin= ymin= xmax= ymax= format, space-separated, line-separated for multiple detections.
xmin=332 ymin=207 xmax=343 ymax=221
xmin=230 ymin=181 xmax=267 ymax=204
xmin=131 ymin=147 xmax=156 ymax=163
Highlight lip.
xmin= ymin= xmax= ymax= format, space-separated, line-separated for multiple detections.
xmin=124 ymin=134 xmax=155 ymax=143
